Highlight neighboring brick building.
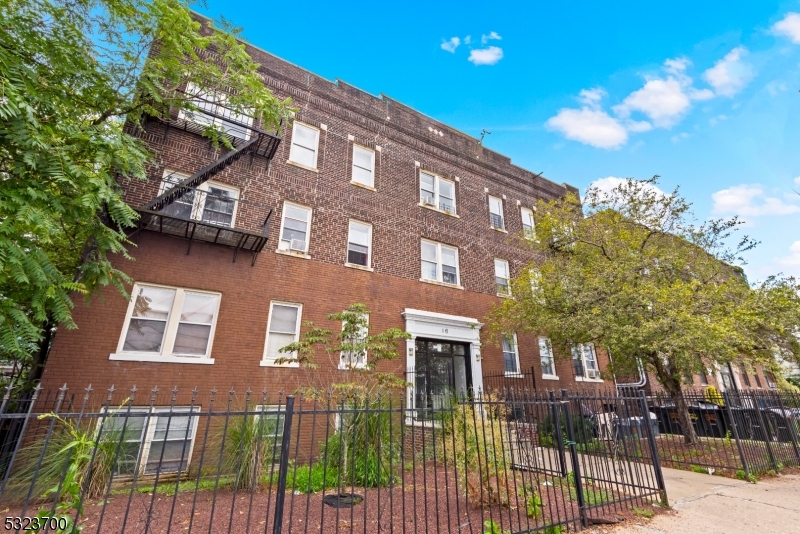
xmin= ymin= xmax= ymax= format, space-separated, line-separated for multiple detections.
xmin=41 ymin=15 xmax=611 ymax=411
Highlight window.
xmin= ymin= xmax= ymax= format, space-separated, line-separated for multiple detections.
xmin=263 ymin=302 xmax=302 ymax=366
xmin=494 ymin=259 xmax=511 ymax=296
xmin=502 ymin=334 xmax=521 ymax=376
xmin=160 ymin=171 xmax=239 ymax=228
xmin=102 ymin=407 xmax=199 ymax=476
xmin=115 ymin=284 xmax=220 ymax=361
xmin=521 ymin=208 xmax=535 ymax=238
xmin=419 ymin=171 xmax=456 ymax=214
xmin=179 ymin=83 xmax=253 ymax=140
xmin=754 ymin=371 xmax=762 ymax=388
xmin=339 ymin=313 xmax=369 ymax=370
xmin=764 ymin=369 xmax=778 ymax=389
xmin=351 ymin=145 xmax=375 ymax=187
xmin=489 ymin=196 xmax=504 ymax=230
xmin=420 ymin=240 xmax=460 ymax=285
xmin=252 ymin=405 xmax=286 ymax=462
xmin=278 ymin=202 xmax=312 ymax=254
xmin=699 ymin=372 xmax=709 ymax=385
xmin=346 ymin=220 xmax=372 ymax=267
xmin=720 ymin=368 xmax=734 ymax=390
xmin=572 ymin=343 xmax=601 ymax=380
xmin=288 ymin=122 xmax=320 ymax=169
xmin=738 ymin=364 xmax=751 ymax=388
xmin=539 ymin=337 xmax=556 ymax=377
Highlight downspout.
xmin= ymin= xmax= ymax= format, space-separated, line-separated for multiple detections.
xmin=611 ymin=350 xmax=647 ymax=392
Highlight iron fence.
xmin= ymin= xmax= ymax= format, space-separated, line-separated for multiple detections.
xmin=0 ymin=384 xmax=665 ymax=533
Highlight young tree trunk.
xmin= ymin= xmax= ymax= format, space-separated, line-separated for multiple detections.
xmin=22 ymin=317 xmax=55 ymax=393
xmin=662 ymin=375 xmax=698 ymax=445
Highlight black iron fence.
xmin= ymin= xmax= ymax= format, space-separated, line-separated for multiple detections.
xmin=0 ymin=384 xmax=665 ymax=533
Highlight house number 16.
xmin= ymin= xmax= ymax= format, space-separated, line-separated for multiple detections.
xmin=441 ymin=328 xmax=449 ymax=334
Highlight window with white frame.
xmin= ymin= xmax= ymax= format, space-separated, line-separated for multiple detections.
xmin=252 ymin=405 xmax=286 ymax=462
xmin=346 ymin=220 xmax=372 ymax=267
xmin=502 ymin=334 xmax=521 ymax=375
xmin=419 ymin=171 xmax=456 ymax=214
xmin=339 ymin=313 xmax=369 ymax=370
xmin=489 ymin=196 xmax=504 ymax=230
xmin=160 ymin=171 xmax=239 ymax=228
xmin=278 ymin=202 xmax=312 ymax=254
xmin=288 ymin=122 xmax=320 ymax=169
xmin=115 ymin=284 xmax=220 ymax=360
xmin=351 ymin=145 xmax=375 ymax=187
xmin=521 ymin=207 xmax=535 ymax=238
xmin=420 ymin=240 xmax=460 ymax=285
xmin=572 ymin=343 xmax=601 ymax=380
xmin=102 ymin=407 xmax=199 ymax=476
xmin=263 ymin=302 xmax=302 ymax=366
xmin=539 ymin=337 xmax=556 ymax=377
xmin=495 ymin=259 xmax=511 ymax=296
xmin=179 ymin=83 xmax=253 ymax=140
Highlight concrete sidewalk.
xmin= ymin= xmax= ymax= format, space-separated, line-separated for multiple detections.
xmin=612 ymin=467 xmax=800 ymax=533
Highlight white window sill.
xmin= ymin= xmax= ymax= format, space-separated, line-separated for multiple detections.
xmin=260 ymin=361 xmax=300 ymax=368
xmin=344 ymin=262 xmax=374 ymax=272
xmin=405 ymin=418 xmax=442 ymax=429
xmin=575 ymin=376 xmax=604 ymax=383
xmin=419 ymin=204 xmax=460 ymax=218
xmin=497 ymin=292 xmax=513 ymax=299
xmin=286 ymin=160 xmax=319 ymax=173
xmin=350 ymin=180 xmax=376 ymax=191
xmin=490 ymin=226 xmax=508 ymax=233
xmin=109 ymin=353 xmax=214 ymax=365
xmin=338 ymin=364 xmax=368 ymax=371
xmin=419 ymin=278 xmax=464 ymax=290
xmin=275 ymin=249 xmax=311 ymax=260
xmin=542 ymin=375 xmax=560 ymax=381
xmin=504 ymin=373 xmax=524 ymax=378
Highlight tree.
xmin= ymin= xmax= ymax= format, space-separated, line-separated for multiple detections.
xmin=0 ymin=0 xmax=294 ymax=386
xmin=488 ymin=177 xmax=800 ymax=444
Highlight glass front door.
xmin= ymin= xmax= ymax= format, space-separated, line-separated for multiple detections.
xmin=414 ymin=339 xmax=471 ymax=416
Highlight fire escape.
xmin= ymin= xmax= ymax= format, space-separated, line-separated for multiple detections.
xmin=132 ymin=94 xmax=282 ymax=265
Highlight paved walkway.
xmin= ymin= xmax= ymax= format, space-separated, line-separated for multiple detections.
xmin=612 ymin=467 xmax=800 ymax=533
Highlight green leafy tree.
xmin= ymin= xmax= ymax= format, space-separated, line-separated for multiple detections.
xmin=488 ymin=177 xmax=800 ymax=444
xmin=0 ymin=0 xmax=293 ymax=386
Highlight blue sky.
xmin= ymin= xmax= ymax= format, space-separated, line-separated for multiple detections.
xmin=198 ymin=0 xmax=800 ymax=282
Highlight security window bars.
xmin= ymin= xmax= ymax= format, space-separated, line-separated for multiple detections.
xmin=278 ymin=202 xmax=312 ymax=254
xmin=351 ymin=145 xmax=375 ymax=187
xmin=489 ymin=196 xmax=504 ymax=230
xmin=419 ymin=171 xmax=456 ymax=214
xmin=288 ymin=122 xmax=320 ymax=169
xmin=539 ymin=337 xmax=556 ymax=377
xmin=160 ymin=171 xmax=239 ymax=228
xmin=179 ymin=83 xmax=253 ymax=140
xmin=572 ymin=343 xmax=601 ymax=380
xmin=117 ymin=284 xmax=220 ymax=359
xmin=495 ymin=259 xmax=511 ymax=296
xmin=346 ymin=220 xmax=372 ymax=267
xmin=502 ymin=334 xmax=520 ymax=376
xmin=102 ymin=407 xmax=199 ymax=476
xmin=521 ymin=207 xmax=535 ymax=238
xmin=421 ymin=240 xmax=459 ymax=285
xmin=263 ymin=302 xmax=302 ymax=366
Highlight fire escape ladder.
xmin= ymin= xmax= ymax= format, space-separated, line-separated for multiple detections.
xmin=141 ymin=135 xmax=261 ymax=213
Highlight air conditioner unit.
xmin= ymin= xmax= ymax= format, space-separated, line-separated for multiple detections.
xmin=289 ymin=239 xmax=306 ymax=252
xmin=586 ymin=369 xmax=602 ymax=380
xmin=422 ymin=196 xmax=436 ymax=206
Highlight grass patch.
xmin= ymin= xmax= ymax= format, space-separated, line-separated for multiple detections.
xmin=632 ymin=507 xmax=654 ymax=519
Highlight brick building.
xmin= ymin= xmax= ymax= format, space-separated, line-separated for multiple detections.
xmin=40 ymin=15 xmax=612 ymax=453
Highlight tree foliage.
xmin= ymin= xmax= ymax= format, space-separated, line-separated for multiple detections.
xmin=488 ymin=177 xmax=800 ymax=443
xmin=0 ymin=0 xmax=293 ymax=374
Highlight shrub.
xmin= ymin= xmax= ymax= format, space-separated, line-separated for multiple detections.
xmin=223 ymin=411 xmax=283 ymax=492
xmin=287 ymin=463 xmax=339 ymax=493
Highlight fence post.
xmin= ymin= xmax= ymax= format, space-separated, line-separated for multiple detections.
xmin=751 ymin=392 xmax=778 ymax=471
xmin=772 ymin=390 xmax=800 ymax=465
xmin=721 ymin=392 xmax=749 ymax=480
xmin=272 ymin=395 xmax=295 ymax=534
xmin=638 ymin=391 xmax=668 ymax=506
xmin=549 ymin=390 xmax=568 ymax=477
xmin=560 ymin=397 xmax=588 ymax=528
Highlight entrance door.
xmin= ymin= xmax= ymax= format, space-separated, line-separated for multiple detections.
xmin=414 ymin=339 xmax=471 ymax=416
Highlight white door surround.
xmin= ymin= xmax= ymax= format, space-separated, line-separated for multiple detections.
xmin=402 ymin=308 xmax=484 ymax=412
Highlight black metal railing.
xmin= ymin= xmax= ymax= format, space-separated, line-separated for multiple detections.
xmin=489 ymin=213 xmax=504 ymax=230
xmin=0 ymin=384 xmax=666 ymax=533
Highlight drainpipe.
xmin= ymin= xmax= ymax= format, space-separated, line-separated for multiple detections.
xmin=611 ymin=350 xmax=647 ymax=393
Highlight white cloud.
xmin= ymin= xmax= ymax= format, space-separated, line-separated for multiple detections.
xmin=773 ymin=241 xmax=800 ymax=276
xmin=766 ymin=80 xmax=789 ymax=97
xmin=613 ymin=57 xmax=713 ymax=128
xmin=709 ymin=114 xmax=727 ymax=126
xmin=773 ymin=12 xmax=800 ymax=44
xmin=441 ymin=36 xmax=460 ymax=53
xmin=468 ymin=46 xmax=504 ymax=66
xmin=588 ymin=177 xmax=667 ymax=200
xmin=711 ymin=184 xmax=800 ymax=217
xmin=464 ymin=35 xmax=472 ymax=45
xmin=702 ymin=47 xmax=754 ymax=97
xmin=671 ymin=132 xmax=690 ymax=144
xmin=481 ymin=31 xmax=502 ymax=44
xmin=546 ymin=108 xmax=628 ymax=149
xmin=794 ymin=176 xmax=800 ymax=186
